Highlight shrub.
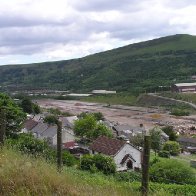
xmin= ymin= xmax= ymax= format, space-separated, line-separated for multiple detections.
xmin=80 ymin=154 xmax=116 ymax=174
xmin=162 ymin=126 xmax=178 ymax=141
xmin=93 ymin=154 xmax=116 ymax=174
xmin=158 ymin=150 xmax=170 ymax=158
xmin=150 ymin=159 xmax=196 ymax=185
xmin=7 ymin=133 xmax=48 ymax=155
xmin=62 ymin=151 xmax=77 ymax=167
xmin=115 ymin=171 xmax=141 ymax=182
xmin=163 ymin=141 xmax=180 ymax=156
xmin=80 ymin=154 xmax=95 ymax=170
xmin=170 ymin=108 xmax=189 ymax=116
xmin=44 ymin=115 xmax=58 ymax=124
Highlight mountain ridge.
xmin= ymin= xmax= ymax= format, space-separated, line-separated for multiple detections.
xmin=0 ymin=34 xmax=196 ymax=93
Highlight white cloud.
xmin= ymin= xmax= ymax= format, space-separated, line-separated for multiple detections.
xmin=0 ymin=0 xmax=196 ymax=65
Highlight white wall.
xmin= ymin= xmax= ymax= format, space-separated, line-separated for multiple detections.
xmin=114 ymin=144 xmax=141 ymax=171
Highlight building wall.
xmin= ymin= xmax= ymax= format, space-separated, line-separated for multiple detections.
xmin=114 ymin=144 xmax=142 ymax=171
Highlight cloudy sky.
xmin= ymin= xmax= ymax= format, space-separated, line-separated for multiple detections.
xmin=0 ymin=0 xmax=196 ymax=65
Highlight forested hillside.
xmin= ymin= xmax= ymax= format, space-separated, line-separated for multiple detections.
xmin=0 ymin=34 xmax=196 ymax=93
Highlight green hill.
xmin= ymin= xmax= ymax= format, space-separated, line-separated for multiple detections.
xmin=0 ymin=34 xmax=196 ymax=93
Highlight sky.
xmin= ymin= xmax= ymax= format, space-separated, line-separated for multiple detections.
xmin=0 ymin=0 xmax=196 ymax=65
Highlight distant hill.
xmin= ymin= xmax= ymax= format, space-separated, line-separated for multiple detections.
xmin=0 ymin=34 xmax=196 ymax=93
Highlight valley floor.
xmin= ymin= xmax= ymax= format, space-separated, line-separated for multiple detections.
xmin=36 ymin=99 xmax=196 ymax=132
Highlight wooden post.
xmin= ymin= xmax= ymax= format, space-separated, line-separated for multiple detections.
xmin=0 ymin=109 xmax=6 ymax=147
xmin=57 ymin=120 xmax=62 ymax=172
xmin=141 ymin=135 xmax=151 ymax=196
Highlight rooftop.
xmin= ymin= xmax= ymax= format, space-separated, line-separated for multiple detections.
xmin=174 ymin=82 xmax=196 ymax=87
xmin=89 ymin=136 xmax=126 ymax=156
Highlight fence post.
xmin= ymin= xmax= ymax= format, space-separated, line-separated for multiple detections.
xmin=141 ymin=135 xmax=151 ymax=196
xmin=57 ymin=120 xmax=62 ymax=172
xmin=0 ymin=109 xmax=6 ymax=147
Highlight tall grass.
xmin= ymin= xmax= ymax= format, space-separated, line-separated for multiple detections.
xmin=0 ymin=148 xmax=138 ymax=196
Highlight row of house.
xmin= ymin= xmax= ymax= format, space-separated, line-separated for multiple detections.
xmin=22 ymin=116 xmax=77 ymax=146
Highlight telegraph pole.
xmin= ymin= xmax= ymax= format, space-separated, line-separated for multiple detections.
xmin=141 ymin=135 xmax=151 ymax=196
xmin=57 ymin=120 xmax=62 ymax=172
xmin=0 ymin=108 xmax=6 ymax=147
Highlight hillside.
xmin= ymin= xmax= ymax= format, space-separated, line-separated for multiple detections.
xmin=0 ymin=34 xmax=196 ymax=93
xmin=1 ymin=147 xmax=196 ymax=196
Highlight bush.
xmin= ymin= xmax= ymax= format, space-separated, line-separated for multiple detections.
xmin=163 ymin=141 xmax=180 ymax=156
xmin=80 ymin=154 xmax=116 ymax=174
xmin=115 ymin=171 xmax=141 ymax=182
xmin=158 ymin=150 xmax=170 ymax=158
xmin=162 ymin=126 xmax=178 ymax=141
xmin=62 ymin=151 xmax=77 ymax=166
xmin=150 ymin=159 xmax=196 ymax=185
xmin=44 ymin=115 xmax=58 ymax=124
xmin=170 ymin=108 xmax=189 ymax=116
xmin=80 ymin=154 xmax=95 ymax=170
xmin=7 ymin=133 xmax=48 ymax=155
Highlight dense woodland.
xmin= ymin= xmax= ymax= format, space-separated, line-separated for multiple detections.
xmin=0 ymin=34 xmax=196 ymax=93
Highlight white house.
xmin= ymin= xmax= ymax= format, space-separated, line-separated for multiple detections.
xmin=89 ymin=136 xmax=142 ymax=171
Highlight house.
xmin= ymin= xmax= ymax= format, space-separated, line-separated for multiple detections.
xmin=22 ymin=119 xmax=38 ymax=133
xmin=30 ymin=122 xmax=48 ymax=138
xmin=92 ymin=90 xmax=116 ymax=94
xmin=89 ymin=136 xmax=142 ymax=171
xmin=171 ymin=83 xmax=196 ymax=93
xmin=177 ymin=137 xmax=196 ymax=153
xmin=113 ymin=124 xmax=146 ymax=140
xmin=41 ymin=125 xmax=58 ymax=145
xmin=60 ymin=116 xmax=77 ymax=143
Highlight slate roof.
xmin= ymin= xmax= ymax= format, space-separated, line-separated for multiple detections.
xmin=89 ymin=136 xmax=126 ymax=156
xmin=23 ymin=119 xmax=38 ymax=130
xmin=113 ymin=124 xmax=145 ymax=134
xmin=60 ymin=116 xmax=77 ymax=128
xmin=31 ymin=122 xmax=48 ymax=135
xmin=42 ymin=125 xmax=57 ymax=138
xmin=177 ymin=137 xmax=196 ymax=144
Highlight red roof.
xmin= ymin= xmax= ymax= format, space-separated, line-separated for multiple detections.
xmin=89 ymin=136 xmax=126 ymax=156
xmin=63 ymin=141 xmax=77 ymax=149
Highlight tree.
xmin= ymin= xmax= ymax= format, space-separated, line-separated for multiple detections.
xmin=21 ymin=97 xmax=40 ymax=114
xmin=149 ymin=127 xmax=162 ymax=155
xmin=162 ymin=126 xmax=177 ymax=141
xmin=93 ymin=112 xmax=104 ymax=121
xmin=129 ymin=133 xmax=144 ymax=147
xmin=74 ymin=114 xmax=97 ymax=138
xmin=0 ymin=93 xmax=26 ymax=137
xmin=90 ymin=123 xmax=113 ymax=139
xmin=162 ymin=141 xmax=180 ymax=156
xmin=32 ymin=103 xmax=41 ymax=114
xmin=21 ymin=97 xmax=33 ymax=114
xmin=44 ymin=115 xmax=58 ymax=125
xmin=150 ymin=159 xmax=196 ymax=185
xmin=74 ymin=114 xmax=112 ymax=139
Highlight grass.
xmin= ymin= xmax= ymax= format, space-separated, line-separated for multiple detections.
xmin=159 ymin=92 xmax=196 ymax=105
xmin=0 ymin=147 xmax=136 ymax=196
xmin=1 ymin=147 xmax=196 ymax=195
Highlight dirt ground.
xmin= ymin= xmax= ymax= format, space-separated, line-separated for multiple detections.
xmin=36 ymin=99 xmax=196 ymax=131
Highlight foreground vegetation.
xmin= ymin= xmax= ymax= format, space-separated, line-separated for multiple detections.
xmin=1 ymin=147 xmax=196 ymax=196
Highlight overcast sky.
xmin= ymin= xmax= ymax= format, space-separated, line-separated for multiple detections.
xmin=0 ymin=0 xmax=196 ymax=65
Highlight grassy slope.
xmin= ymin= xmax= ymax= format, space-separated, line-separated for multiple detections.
xmin=0 ymin=148 xmax=196 ymax=196
xmin=0 ymin=34 xmax=196 ymax=92
xmin=0 ymin=148 xmax=136 ymax=196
